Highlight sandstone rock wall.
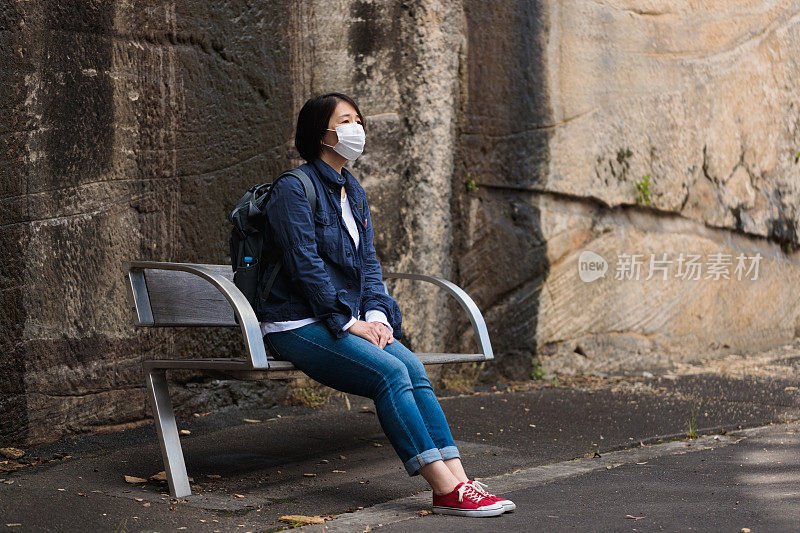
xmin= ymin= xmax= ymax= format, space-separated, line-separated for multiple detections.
xmin=536 ymin=0 xmax=800 ymax=373
xmin=2 ymin=0 xmax=799 ymax=446
xmin=455 ymin=0 xmax=800 ymax=377
xmin=1 ymin=0 xmax=465 ymax=447
xmin=2 ymin=0 xmax=303 ymax=445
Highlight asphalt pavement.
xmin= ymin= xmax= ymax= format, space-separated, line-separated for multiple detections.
xmin=2 ymin=350 xmax=799 ymax=532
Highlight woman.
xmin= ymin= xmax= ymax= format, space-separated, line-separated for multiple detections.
xmin=256 ymin=92 xmax=515 ymax=517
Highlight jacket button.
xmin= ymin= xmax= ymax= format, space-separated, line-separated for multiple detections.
xmin=346 ymin=251 xmax=352 ymax=257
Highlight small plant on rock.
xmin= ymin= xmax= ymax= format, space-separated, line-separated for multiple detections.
xmin=634 ymin=175 xmax=652 ymax=205
xmin=687 ymin=403 xmax=698 ymax=438
xmin=465 ymin=171 xmax=479 ymax=192
xmin=530 ymin=360 xmax=545 ymax=381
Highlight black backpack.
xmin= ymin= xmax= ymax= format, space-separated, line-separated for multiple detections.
xmin=229 ymin=169 xmax=317 ymax=317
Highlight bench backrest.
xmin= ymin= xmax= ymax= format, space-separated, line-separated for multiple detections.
xmin=123 ymin=261 xmax=269 ymax=368
xmin=125 ymin=263 xmax=240 ymax=327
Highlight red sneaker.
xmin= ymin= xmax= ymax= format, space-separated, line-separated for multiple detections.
xmin=432 ymin=481 xmax=505 ymax=517
xmin=468 ymin=479 xmax=517 ymax=511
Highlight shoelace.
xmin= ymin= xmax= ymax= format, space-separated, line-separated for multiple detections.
xmin=470 ymin=480 xmax=497 ymax=498
xmin=456 ymin=482 xmax=486 ymax=504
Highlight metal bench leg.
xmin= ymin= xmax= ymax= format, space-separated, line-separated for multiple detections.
xmin=144 ymin=368 xmax=191 ymax=498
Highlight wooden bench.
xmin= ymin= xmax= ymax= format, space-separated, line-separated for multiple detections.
xmin=122 ymin=260 xmax=495 ymax=498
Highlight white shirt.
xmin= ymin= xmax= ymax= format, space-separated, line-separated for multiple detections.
xmin=259 ymin=190 xmax=392 ymax=336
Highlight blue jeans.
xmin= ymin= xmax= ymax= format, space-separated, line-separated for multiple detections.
xmin=263 ymin=321 xmax=460 ymax=476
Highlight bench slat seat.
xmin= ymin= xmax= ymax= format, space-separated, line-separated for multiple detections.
xmin=123 ymin=260 xmax=494 ymax=499
xmin=144 ymin=353 xmax=490 ymax=380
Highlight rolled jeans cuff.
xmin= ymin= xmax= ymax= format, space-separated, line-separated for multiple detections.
xmin=404 ymin=447 xmax=444 ymax=476
xmin=439 ymin=445 xmax=460 ymax=461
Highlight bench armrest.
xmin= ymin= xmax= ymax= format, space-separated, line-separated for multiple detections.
xmin=382 ymin=272 xmax=494 ymax=361
xmin=123 ymin=261 xmax=269 ymax=369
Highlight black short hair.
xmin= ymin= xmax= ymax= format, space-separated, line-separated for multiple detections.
xmin=294 ymin=92 xmax=366 ymax=162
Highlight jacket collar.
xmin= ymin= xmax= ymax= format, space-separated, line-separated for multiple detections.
xmin=311 ymin=156 xmax=351 ymax=188
xmin=310 ymin=157 xmax=365 ymax=204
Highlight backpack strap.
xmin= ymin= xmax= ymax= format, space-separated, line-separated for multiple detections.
xmin=261 ymin=168 xmax=317 ymax=302
xmin=264 ymin=168 xmax=317 ymax=213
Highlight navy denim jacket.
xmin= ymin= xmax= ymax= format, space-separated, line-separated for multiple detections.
xmin=255 ymin=157 xmax=403 ymax=340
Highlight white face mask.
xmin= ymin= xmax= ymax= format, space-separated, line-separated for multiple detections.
xmin=322 ymin=122 xmax=365 ymax=161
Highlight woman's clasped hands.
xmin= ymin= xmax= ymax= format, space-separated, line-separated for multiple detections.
xmin=349 ymin=320 xmax=394 ymax=349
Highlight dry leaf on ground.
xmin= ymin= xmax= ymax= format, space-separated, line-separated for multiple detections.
xmin=150 ymin=471 xmax=192 ymax=482
xmin=0 ymin=448 xmax=24 ymax=460
xmin=279 ymin=515 xmax=326 ymax=525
